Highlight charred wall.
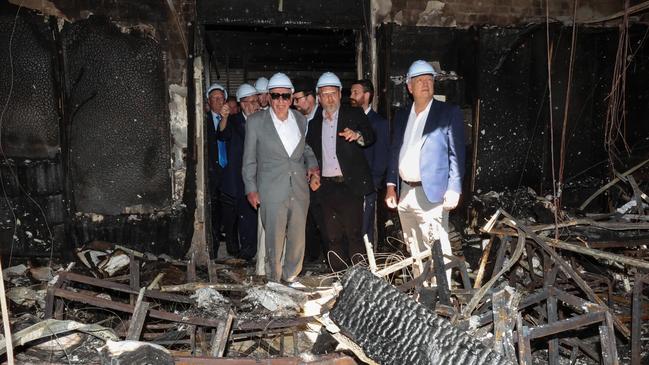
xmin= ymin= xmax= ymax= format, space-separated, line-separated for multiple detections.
xmin=63 ymin=17 xmax=171 ymax=215
xmin=0 ymin=4 xmax=191 ymax=258
xmin=0 ymin=9 xmax=65 ymax=257
xmin=0 ymin=11 xmax=60 ymax=159
xmin=374 ymin=0 xmax=626 ymax=27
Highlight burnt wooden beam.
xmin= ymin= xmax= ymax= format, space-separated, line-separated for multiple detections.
xmin=210 ymin=311 xmax=235 ymax=357
xmin=498 ymin=210 xmax=631 ymax=338
xmin=126 ymin=288 xmax=150 ymax=341
xmin=492 ymin=288 xmax=518 ymax=363
xmin=59 ymin=272 xmax=193 ymax=304
xmin=52 ymin=287 xmax=224 ymax=327
xmin=431 ymin=239 xmax=451 ymax=305
xmin=631 ymin=273 xmax=646 ymax=365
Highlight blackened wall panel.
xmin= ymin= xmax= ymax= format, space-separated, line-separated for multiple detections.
xmin=63 ymin=17 xmax=171 ymax=215
xmin=476 ymin=28 xmax=542 ymax=192
xmin=475 ymin=26 xmax=614 ymax=200
xmin=0 ymin=10 xmax=60 ymax=159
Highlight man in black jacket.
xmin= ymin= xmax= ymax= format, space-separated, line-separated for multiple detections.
xmin=218 ymin=84 xmax=261 ymax=261
xmin=293 ymin=77 xmax=326 ymax=264
xmin=350 ymin=79 xmax=389 ymax=247
xmin=205 ymin=83 xmax=230 ymax=256
xmin=306 ymin=72 xmax=375 ymax=271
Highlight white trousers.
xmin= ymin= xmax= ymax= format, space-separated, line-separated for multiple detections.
xmin=397 ymin=182 xmax=452 ymax=287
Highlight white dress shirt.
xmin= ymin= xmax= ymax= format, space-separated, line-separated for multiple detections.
xmin=270 ymin=109 xmax=301 ymax=156
xmin=398 ymin=99 xmax=433 ymax=182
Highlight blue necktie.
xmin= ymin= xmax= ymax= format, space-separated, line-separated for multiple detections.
xmin=214 ymin=114 xmax=228 ymax=168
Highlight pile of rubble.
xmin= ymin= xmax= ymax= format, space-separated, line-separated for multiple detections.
xmin=2 ymin=164 xmax=649 ymax=364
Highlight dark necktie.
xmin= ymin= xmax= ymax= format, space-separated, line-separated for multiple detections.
xmin=214 ymin=114 xmax=228 ymax=168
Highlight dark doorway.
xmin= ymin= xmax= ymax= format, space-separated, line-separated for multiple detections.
xmin=203 ymin=25 xmax=358 ymax=97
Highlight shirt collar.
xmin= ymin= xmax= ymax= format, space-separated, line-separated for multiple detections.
xmin=364 ymin=107 xmax=371 ymax=115
xmin=409 ymin=98 xmax=434 ymax=118
xmin=270 ymin=108 xmax=294 ymax=124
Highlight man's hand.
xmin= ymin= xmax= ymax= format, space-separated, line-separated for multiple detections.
xmin=247 ymin=192 xmax=261 ymax=209
xmin=443 ymin=190 xmax=460 ymax=211
xmin=218 ymin=105 xmax=230 ymax=131
xmin=309 ymin=174 xmax=321 ymax=191
xmin=306 ymin=167 xmax=320 ymax=181
xmin=307 ymin=168 xmax=320 ymax=191
xmin=385 ymin=185 xmax=398 ymax=209
xmin=338 ymin=128 xmax=361 ymax=142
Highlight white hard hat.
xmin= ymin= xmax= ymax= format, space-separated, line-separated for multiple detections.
xmin=406 ymin=60 xmax=437 ymax=82
xmin=316 ymin=72 xmax=342 ymax=91
xmin=267 ymin=73 xmax=294 ymax=92
xmin=206 ymin=83 xmax=227 ymax=99
xmin=254 ymin=77 xmax=269 ymax=93
xmin=236 ymin=83 xmax=259 ymax=102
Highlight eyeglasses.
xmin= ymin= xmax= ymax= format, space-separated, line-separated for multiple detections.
xmin=293 ymin=92 xmax=311 ymax=104
xmin=270 ymin=93 xmax=291 ymax=100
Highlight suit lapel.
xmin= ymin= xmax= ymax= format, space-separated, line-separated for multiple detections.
xmin=335 ymin=108 xmax=345 ymax=154
xmin=290 ymin=110 xmax=305 ymax=159
xmin=422 ymin=100 xmax=441 ymax=136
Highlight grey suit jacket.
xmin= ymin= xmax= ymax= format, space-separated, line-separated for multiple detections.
xmin=242 ymin=109 xmax=318 ymax=204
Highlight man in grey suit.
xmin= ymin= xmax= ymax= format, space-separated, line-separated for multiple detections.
xmin=242 ymin=72 xmax=320 ymax=283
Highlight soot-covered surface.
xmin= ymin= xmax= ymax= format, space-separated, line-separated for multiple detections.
xmin=63 ymin=17 xmax=171 ymax=215
xmin=69 ymin=211 xmax=187 ymax=257
xmin=475 ymin=26 xmax=613 ymax=195
xmin=330 ymin=267 xmax=510 ymax=365
xmin=0 ymin=10 xmax=60 ymax=159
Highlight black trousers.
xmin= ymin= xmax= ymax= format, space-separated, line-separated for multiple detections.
xmin=220 ymin=193 xmax=258 ymax=259
xmin=318 ymin=180 xmax=365 ymax=272
xmin=305 ymin=190 xmax=327 ymax=262
xmin=210 ymin=193 xmax=222 ymax=256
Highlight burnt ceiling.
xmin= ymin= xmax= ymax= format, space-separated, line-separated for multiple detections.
xmin=204 ymin=26 xmax=357 ymax=73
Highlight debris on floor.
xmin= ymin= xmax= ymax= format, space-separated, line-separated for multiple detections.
xmin=2 ymin=177 xmax=649 ymax=364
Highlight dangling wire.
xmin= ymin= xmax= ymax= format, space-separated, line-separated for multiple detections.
xmin=545 ymin=0 xmax=560 ymax=240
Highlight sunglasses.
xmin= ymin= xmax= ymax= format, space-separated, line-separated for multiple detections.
xmin=270 ymin=93 xmax=292 ymax=100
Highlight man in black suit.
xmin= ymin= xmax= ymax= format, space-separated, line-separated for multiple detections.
xmin=306 ymin=72 xmax=375 ymax=271
xmin=292 ymin=77 xmax=326 ymax=263
xmin=218 ymin=84 xmax=261 ymax=261
xmin=205 ymin=83 xmax=231 ymax=256
xmin=350 ymin=79 xmax=389 ymax=247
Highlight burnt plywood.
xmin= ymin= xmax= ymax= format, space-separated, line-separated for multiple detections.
xmin=0 ymin=9 xmax=60 ymax=159
xmin=63 ymin=17 xmax=171 ymax=215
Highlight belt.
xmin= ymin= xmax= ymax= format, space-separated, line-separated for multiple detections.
xmin=403 ymin=180 xmax=422 ymax=187
xmin=322 ymin=176 xmax=345 ymax=183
